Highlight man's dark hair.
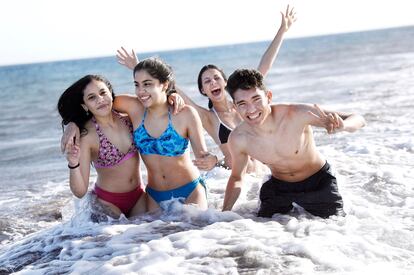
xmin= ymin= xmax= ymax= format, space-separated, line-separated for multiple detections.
xmin=226 ymin=69 xmax=267 ymax=99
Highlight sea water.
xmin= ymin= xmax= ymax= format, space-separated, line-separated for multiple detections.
xmin=0 ymin=26 xmax=413 ymax=274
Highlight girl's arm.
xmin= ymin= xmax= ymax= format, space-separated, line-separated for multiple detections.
xmin=175 ymin=86 xmax=215 ymax=132
xmin=113 ymin=94 xmax=144 ymax=118
xmin=257 ymin=5 xmax=297 ymax=78
xmin=66 ymin=135 xmax=92 ymax=198
xmin=185 ymin=106 xmax=217 ymax=171
xmin=61 ymin=123 xmax=80 ymax=153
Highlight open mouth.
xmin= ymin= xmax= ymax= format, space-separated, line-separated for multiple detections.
xmin=211 ymin=88 xmax=221 ymax=97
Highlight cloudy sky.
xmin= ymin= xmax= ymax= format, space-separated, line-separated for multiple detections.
xmin=0 ymin=0 xmax=413 ymax=66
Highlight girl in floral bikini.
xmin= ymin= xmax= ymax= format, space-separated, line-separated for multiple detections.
xmin=58 ymin=75 xmax=146 ymax=218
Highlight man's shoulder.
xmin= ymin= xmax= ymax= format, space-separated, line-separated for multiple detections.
xmin=232 ymin=120 xmax=250 ymax=134
xmin=228 ymin=123 xmax=249 ymax=146
xmin=270 ymin=103 xmax=309 ymax=118
xmin=270 ymin=103 xmax=298 ymax=111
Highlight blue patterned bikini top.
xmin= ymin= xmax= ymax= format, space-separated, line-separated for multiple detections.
xmin=133 ymin=109 xmax=189 ymax=157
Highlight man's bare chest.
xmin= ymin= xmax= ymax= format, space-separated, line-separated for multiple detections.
xmin=245 ymin=131 xmax=305 ymax=164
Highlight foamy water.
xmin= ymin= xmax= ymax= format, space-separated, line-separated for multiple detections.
xmin=1 ymin=27 xmax=414 ymax=274
xmin=1 ymin=163 xmax=413 ymax=274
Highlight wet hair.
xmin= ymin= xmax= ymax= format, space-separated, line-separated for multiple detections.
xmin=57 ymin=75 xmax=115 ymax=136
xmin=226 ymin=69 xmax=267 ymax=100
xmin=197 ymin=64 xmax=227 ymax=109
xmin=133 ymin=57 xmax=176 ymax=96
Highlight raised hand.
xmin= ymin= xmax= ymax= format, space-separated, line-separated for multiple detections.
xmin=193 ymin=151 xmax=218 ymax=171
xmin=280 ymin=5 xmax=297 ymax=33
xmin=309 ymin=104 xmax=344 ymax=134
xmin=116 ymin=47 xmax=138 ymax=70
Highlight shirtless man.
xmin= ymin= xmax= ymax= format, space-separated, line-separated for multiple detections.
xmin=222 ymin=69 xmax=366 ymax=218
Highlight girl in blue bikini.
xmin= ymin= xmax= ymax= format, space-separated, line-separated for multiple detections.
xmin=112 ymin=58 xmax=216 ymax=211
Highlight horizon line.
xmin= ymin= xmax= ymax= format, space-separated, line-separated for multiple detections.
xmin=1 ymin=24 xmax=412 ymax=68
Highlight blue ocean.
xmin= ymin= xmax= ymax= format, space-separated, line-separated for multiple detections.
xmin=0 ymin=26 xmax=413 ymax=274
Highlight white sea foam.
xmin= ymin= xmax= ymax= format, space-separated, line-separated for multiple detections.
xmin=1 ymin=160 xmax=413 ymax=274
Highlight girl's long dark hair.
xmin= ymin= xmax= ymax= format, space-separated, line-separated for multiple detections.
xmin=57 ymin=75 xmax=115 ymax=135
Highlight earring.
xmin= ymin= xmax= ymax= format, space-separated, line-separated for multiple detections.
xmin=85 ymin=109 xmax=89 ymax=116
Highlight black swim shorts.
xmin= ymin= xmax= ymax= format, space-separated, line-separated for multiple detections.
xmin=258 ymin=162 xmax=344 ymax=218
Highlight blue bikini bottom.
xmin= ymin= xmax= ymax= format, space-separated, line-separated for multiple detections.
xmin=146 ymin=177 xmax=206 ymax=204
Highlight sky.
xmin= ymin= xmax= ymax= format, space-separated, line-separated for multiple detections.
xmin=0 ymin=0 xmax=413 ymax=66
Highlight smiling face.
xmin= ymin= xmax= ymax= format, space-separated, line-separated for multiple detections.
xmin=134 ymin=69 xmax=168 ymax=107
xmin=226 ymin=69 xmax=271 ymax=125
xmin=200 ymin=68 xmax=227 ymax=102
xmin=81 ymin=80 xmax=113 ymax=116
xmin=233 ymin=87 xmax=272 ymax=126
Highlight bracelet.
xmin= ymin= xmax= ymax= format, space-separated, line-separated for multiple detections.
xmin=215 ymin=159 xmax=230 ymax=169
xmin=68 ymin=163 xmax=80 ymax=169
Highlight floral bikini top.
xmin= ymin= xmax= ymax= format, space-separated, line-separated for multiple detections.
xmin=133 ymin=108 xmax=189 ymax=157
xmin=92 ymin=111 xmax=138 ymax=168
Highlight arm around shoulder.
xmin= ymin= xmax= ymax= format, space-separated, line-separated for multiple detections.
xmin=113 ymin=94 xmax=142 ymax=116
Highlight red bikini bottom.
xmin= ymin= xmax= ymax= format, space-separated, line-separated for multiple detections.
xmin=93 ymin=185 xmax=144 ymax=215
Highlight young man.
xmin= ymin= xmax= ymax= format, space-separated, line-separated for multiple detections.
xmin=222 ymin=69 xmax=366 ymax=218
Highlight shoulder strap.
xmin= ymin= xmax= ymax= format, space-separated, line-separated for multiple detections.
xmin=141 ymin=109 xmax=148 ymax=123
xmin=91 ymin=116 xmax=102 ymax=134
xmin=212 ymin=107 xmax=232 ymax=130
xmin=167 ymin=107 xmax=172 ymax=123
xmin=211 ymin=107 xmax=219 ymax=118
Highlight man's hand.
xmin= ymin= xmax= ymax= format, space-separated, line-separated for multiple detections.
xmin=61 ymin=122 xmax=80 ymax=153
xmin=116 ymin=47 xmax=138 ymax=70
xmin=309 ymin=104 xmax=344 ymax=134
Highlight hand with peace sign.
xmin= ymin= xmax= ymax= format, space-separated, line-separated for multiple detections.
xmin=308 ymin=104 xmax=345 ymax=134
